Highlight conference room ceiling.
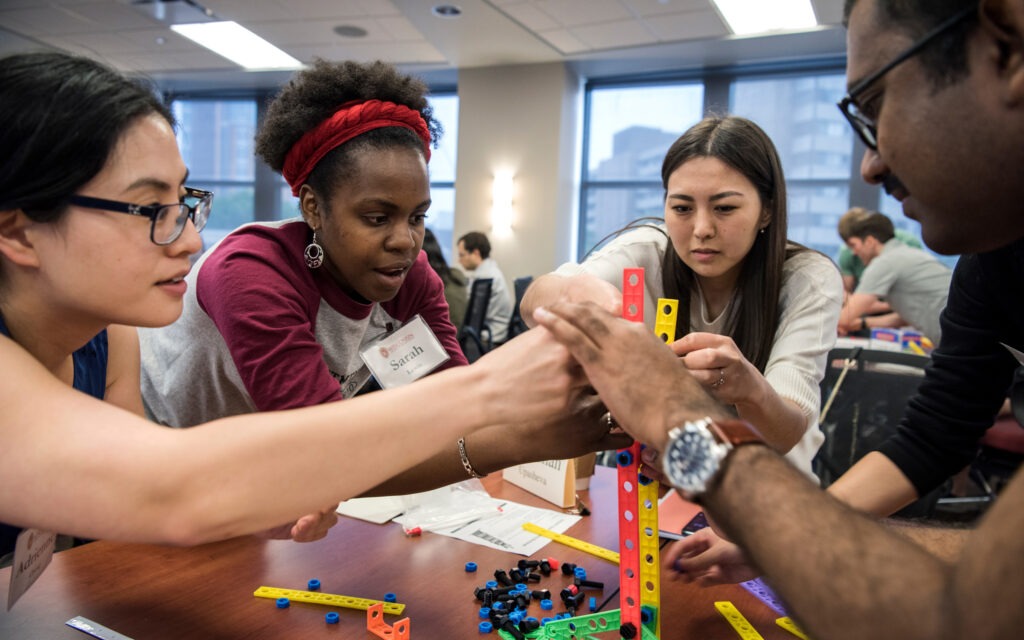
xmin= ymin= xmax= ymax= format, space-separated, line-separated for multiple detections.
xmin=0 ymin=0 xmax=847 ymax=91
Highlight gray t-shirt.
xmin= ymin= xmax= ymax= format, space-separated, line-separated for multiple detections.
xmin=856 ymin=239 xmax=952 ymax=344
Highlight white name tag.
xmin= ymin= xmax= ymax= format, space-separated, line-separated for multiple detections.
xmin=360 ymin=315 xmax=450 ymax=389
xmin=7 ymin=528 xmax=56 ymax=609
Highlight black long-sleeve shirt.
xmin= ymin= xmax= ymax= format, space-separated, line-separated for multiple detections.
xmin=878 ymin=238 xmax=1024 ymax=495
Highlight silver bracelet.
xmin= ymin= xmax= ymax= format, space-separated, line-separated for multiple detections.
xmin=457 ymin=437 xmax=485 ymax=478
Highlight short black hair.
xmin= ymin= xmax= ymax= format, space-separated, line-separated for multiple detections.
xmin=843 ymin=0 xmax=978 ymax=88
xmin=458 ymin=231 xmax=491 ymax=259
xmin=255 ymin=59 xmax=441 ymax=201
xmin=0 ymin=52 xmax=173 ymax=222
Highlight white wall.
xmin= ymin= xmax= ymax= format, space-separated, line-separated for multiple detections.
xmin=453 ymin=62 xmax=581 ymax=286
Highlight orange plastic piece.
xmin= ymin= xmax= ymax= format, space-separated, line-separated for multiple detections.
xmin=367 ymin=602 xmax=410 ymax=640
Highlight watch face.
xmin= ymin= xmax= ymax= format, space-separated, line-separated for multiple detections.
xmin=665 ymin=422 xmax=726 ymax=496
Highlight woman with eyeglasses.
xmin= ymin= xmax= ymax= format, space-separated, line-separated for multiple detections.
xmin=0 ymin=52 xmax=591 ymax=566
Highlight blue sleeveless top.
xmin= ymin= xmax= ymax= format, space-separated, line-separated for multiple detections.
xmin=0 ymin=315 xmax=108 ymax=558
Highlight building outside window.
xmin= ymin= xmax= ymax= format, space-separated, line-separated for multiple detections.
xmin=425 ymin=93 xmax=458 ymax=261
xmin=730 ymin=73 xmax=853 ymax=258
xmin=579 ymin=83 xmax=704 ymax=256
xmin=172 ymin=99 xmax=257 ymax=248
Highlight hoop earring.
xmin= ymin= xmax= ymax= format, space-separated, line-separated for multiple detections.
xmin=304 ymin=229 xmax=324 ymax=269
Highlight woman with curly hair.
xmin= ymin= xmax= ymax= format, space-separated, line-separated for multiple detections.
xmin=139 ymin=59 xmax=628 ymax=542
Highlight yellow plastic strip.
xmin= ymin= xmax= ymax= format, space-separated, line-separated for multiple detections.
xmin=776 ymin=616 xmax=811 ymax=640
xmin=253 ymin=586 xmax=405 ymax=615
xmin=714 ymin=601 xmax=765 ymax=640
xmin=522 ymin=522 xmax=620 ymax=564
xmin=654 ymin=298 xmax=679 ymax=344
xmin=638 ymin=479 xmax=661 ymax=636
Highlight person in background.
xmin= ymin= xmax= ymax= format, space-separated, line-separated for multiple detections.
xmin=0 ymin=50 xmax=605 ymax=567
xmin=836 ymin=206 xmax=922 ymax=293
xmin=837 ymin=209 xmax=951 ymax=344
xmin=535 ymin=1 xmax=1024 ymax=637
xmin=457 ymin=230 xmax=514 ymax=344
xmin=522 ymin=115 xmax=843 ymax=479
xmin=422 ymin=228 xmax=468 ymax=332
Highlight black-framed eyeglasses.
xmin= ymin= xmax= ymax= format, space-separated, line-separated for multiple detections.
xmin=837 ymin=5 xmax=977 ymax=150
xmin=68 ymin=187 xmax=213 ymax=246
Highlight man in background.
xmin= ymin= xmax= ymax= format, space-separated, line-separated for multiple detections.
xmin=457 ymin=231 xmax=514 ymax=344
xmin=837 ymin=209 xmax=951 ymax=344
xmin=837 ymin=206 xmax=923 ymax=293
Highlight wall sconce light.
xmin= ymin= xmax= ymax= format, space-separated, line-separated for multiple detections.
xmin=491 ymin=171 xmax=514 ymax=236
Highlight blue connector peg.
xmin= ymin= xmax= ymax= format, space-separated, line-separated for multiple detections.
xmin=307 ymin=578 xmax=321 ymax=591
xmin=275 ymin=597 xmax=290 ymax=608
xmin=325 ymin=612 xmax=339 ymax=624
xmin=466 ymin=561 xmax=478 ymax=572
xmin=384 ymin=592 xmax=397 ymax=603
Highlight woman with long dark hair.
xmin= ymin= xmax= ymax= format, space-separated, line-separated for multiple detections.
xmin=523 ymin=115 xmax=843 ymax=476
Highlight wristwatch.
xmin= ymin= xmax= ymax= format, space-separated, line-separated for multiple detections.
xmin=662 ymin=417 xmax=765 ymax=501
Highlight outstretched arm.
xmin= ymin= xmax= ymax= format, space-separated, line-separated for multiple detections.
xmin=361 ymin=392 xmax=633 ymax=496
xmin=0 ymin=326 xmax=579 ymax=547
xmin=704 ymin=444 xmax=1016 ymax=640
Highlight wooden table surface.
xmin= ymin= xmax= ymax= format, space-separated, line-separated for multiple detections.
xmin=0 ymin=466 xmax=793 ymax=639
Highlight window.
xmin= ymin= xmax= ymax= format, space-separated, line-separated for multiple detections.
xmin=426 ymin=94 xmax=459 ymax=261
xmin=579 ymin=83 xmax=704 ymax=256
xmin=172 ymin=99 xmax=257 ymax=248
xmin=731 ymin=72 xmax=853 ymax=258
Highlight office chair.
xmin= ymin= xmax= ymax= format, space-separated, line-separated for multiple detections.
xmin=815 ymin=346 xmax=944 ymax=516
xmin=506 ymin=275 xmax=533 ymax=340
xmin=459 ymin=278 xmax=493 ymax=363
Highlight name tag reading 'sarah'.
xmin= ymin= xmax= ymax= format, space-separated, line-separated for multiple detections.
xmin=360 ymin=315 xmax=450 ymax=389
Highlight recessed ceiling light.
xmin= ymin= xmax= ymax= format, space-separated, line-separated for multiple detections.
xmin=432 ymin=4 xmax=462 ymax=18
xmin=711 ymin=0 xmax=817 ymax=35
xmin=171 ymin=21 xmax=303 ymax=70
xmin=333 ymin=25 xmax=368 ymax=38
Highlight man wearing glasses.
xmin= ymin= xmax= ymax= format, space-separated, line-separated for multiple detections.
xmin=533 ymin=1 xmax=1024 ymax=638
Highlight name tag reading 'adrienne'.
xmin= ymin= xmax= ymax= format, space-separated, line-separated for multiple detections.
xmin=360 ymin=315 xmax=450 ymax=389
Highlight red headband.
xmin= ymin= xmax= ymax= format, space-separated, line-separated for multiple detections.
xmin=282 ymin=99 xmax=432 ymax=196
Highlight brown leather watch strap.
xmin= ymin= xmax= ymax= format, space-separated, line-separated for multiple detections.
xmin=707 ymin=418 xmax=765 ymax=448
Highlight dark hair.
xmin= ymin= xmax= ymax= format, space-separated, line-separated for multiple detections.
xmin=837 ymin=206 xmax=873 ymax=241
xmin=843 ymin=0 xmax=978 ymax=88
xmin=845 ymin=211 xmax=896 ymax=243
xmin=660 ymin=115 xmax=803 ymax=373
xmin=255 ymin=59 xmax=441 ymax=202
xmin=458 ymin=231 xmax=491 ymax=260
xmin=422 ymin=228 xmax=464 ymax=285
xmin=0 ymin=52 xmax=173 ymax=221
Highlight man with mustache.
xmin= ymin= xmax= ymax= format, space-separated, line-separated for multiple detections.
xmin=534 ymin=1 xmax=1024 ymax=638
